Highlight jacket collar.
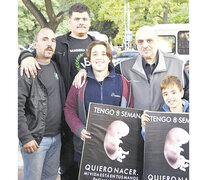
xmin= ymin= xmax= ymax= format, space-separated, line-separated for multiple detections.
xmin=87 ymin=63 xmax=116 ymax=80
xmin=162 ymin=99 xmax=189 ymax=112
xmin=132 ymin=50 xmax=167 ymax=79
xmin=153 ymin=50 xmax=167 ymax=73
xmin=183 ymin=99 xmax=189 ymax=112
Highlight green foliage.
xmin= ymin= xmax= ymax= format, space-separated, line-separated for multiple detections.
xmin=18 ymin=0 xmax=189 ymax=47
xmin=18 ymin=0 xmax=80 ymax=46
xmin=18 ymin=0 xmax=40 ymax=46
xmin=90 ymin=20 xmax=119 ymax=42
xmin=168 ymin=3 xmax=189 ymax=23
xmin=83 ymin=0 xmax=189 ymax=44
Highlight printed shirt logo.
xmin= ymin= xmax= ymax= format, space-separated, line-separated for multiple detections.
xmin=75 ymin=53 xmax=84 ymax=71
xmin=54 ymin=72 xmax=59 ymax=80
xmin=70 ymin=49 xmax=85 ymax=52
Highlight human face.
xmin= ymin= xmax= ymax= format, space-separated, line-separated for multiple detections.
xmin=90 ymin=44 xmax=110 ymax=72
xmin=33 ymin=28 xmax=56 ymax=61
xmin=136 ymin=26 xmax=159 ymax=63
xmin=68 ymin=12 xmax=91 ymax=38
xmin=162 ymin=85 xmax=184 ymax=110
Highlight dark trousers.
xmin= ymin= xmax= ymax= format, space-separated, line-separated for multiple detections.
xmin=60 ymin=128 xmax=79 ymax=180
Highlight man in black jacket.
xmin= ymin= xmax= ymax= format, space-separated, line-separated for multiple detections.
xmin=18 ymin=27 xmax=66 ymax=180
xmin=18 ymin=3 xmax=95 ymax=179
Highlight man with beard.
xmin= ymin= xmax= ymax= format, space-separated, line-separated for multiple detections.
xmin=18 ymin=28 xmax=66 ymax=180
xmin=18 ymin=3 xmax=95 ymax=179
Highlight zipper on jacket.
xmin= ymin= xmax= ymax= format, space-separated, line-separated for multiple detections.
xmin=100 ymin=82 xmax=103 ymax=103
xmin=149 ymin=75 xmax=154 ymax=110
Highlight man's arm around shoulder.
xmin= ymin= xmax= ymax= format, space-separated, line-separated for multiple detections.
xmin=18 ymin=50 xmax=41 ymax=78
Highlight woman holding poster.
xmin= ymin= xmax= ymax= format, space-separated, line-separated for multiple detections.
xmin=64 ymin=41 xmax=133 ymax=166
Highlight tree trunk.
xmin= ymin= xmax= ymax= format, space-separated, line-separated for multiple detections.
xmin=163 ymin=1 xmax=169 ymax=24
xmin=22 ymin=0 xmax=65 ymax=32
xmin=22 ymin=0 xmax=48 ymax=27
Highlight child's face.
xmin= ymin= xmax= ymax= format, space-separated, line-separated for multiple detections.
xmin=162 ymin=85 xmax=184 ymax=109
xmin=90 ymin=44 xmax=110 ymax=72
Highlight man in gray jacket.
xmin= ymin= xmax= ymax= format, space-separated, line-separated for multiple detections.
xmin=115 ymin=25 xmax=189 ymax=180
xmin=75 ymin=25 xmax=189 ymax=110
xmin=73 ymin=25 xmax=189 ymax=180
xmin=118 ymin=25 xmax=189 ymax=110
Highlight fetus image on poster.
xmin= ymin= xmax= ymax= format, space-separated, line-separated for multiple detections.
xmin=164 ymin=127 xmax=189 ymax=171
xmin=104 ymin=120 xmax=130 ymax=163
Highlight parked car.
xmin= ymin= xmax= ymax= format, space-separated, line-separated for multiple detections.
xmin=88 ymin=31 xmax=109 ymax=43
xmin=153 ymin=24 xmax=189 ymax=62
xmin=112 ymin=50 xmax=139 ymax=66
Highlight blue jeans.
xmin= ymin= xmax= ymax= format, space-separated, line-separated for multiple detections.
xmin=20 ymin=134 xmax=61 ymax=180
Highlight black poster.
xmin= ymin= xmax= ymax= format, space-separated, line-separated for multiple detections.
xmin=143 ymin=112 xmax=189 ymax=180
xmin=78 ymin=103 xmax=144 ymax=180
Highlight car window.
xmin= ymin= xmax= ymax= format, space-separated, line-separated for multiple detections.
xmin=178 ymin=31 xmax=189 ymax=55
xmin=117 ymin=51 xmax=139 ymax=58
xmin=158 ymin=35 xmax=176 ymax=54
xmin=131 ymin=52 xmax=139 ymax=56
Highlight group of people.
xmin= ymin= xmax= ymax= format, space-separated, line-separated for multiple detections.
xmin=18 ymin=2 xmax=189 ymax=180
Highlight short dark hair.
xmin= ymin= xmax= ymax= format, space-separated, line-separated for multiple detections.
xmin=69 ymin=3 xmax=90 ymax=17
xmin=87 ymin=41 xmax=113 ymax=62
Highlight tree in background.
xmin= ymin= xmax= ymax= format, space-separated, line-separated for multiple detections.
xmin=18 ymin=0 xmax=78 ymax=46
xmin=18 ymin=0 xmax=189 ymax=46
xmin=95 ymin=0 xmax=189 ymax=44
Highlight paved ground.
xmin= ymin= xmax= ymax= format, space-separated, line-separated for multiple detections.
xmin=18 ymin=147 xmax=60 ymax=180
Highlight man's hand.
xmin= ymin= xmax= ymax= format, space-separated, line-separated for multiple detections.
xmin=20 ymin=57 xmax=41 ymax=78
xmin=23 ymin=140 xmax=39 ymax=153
xmin=72 ymin=69 xmax=87 ymax=88
xmin=80 ymin=129 xmax=91 ymax=141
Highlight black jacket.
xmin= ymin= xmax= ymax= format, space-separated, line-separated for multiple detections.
xmin=18 ymin=32 xmax=95 ymax=140
xmin=18 ymin=32 xmax=96 ymax=93
xmin=18 ymin=60 xmax=66 ymax=145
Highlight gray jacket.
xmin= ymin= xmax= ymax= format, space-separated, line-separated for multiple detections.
xmin=120 ymin=50 xmax=188 ymax=111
